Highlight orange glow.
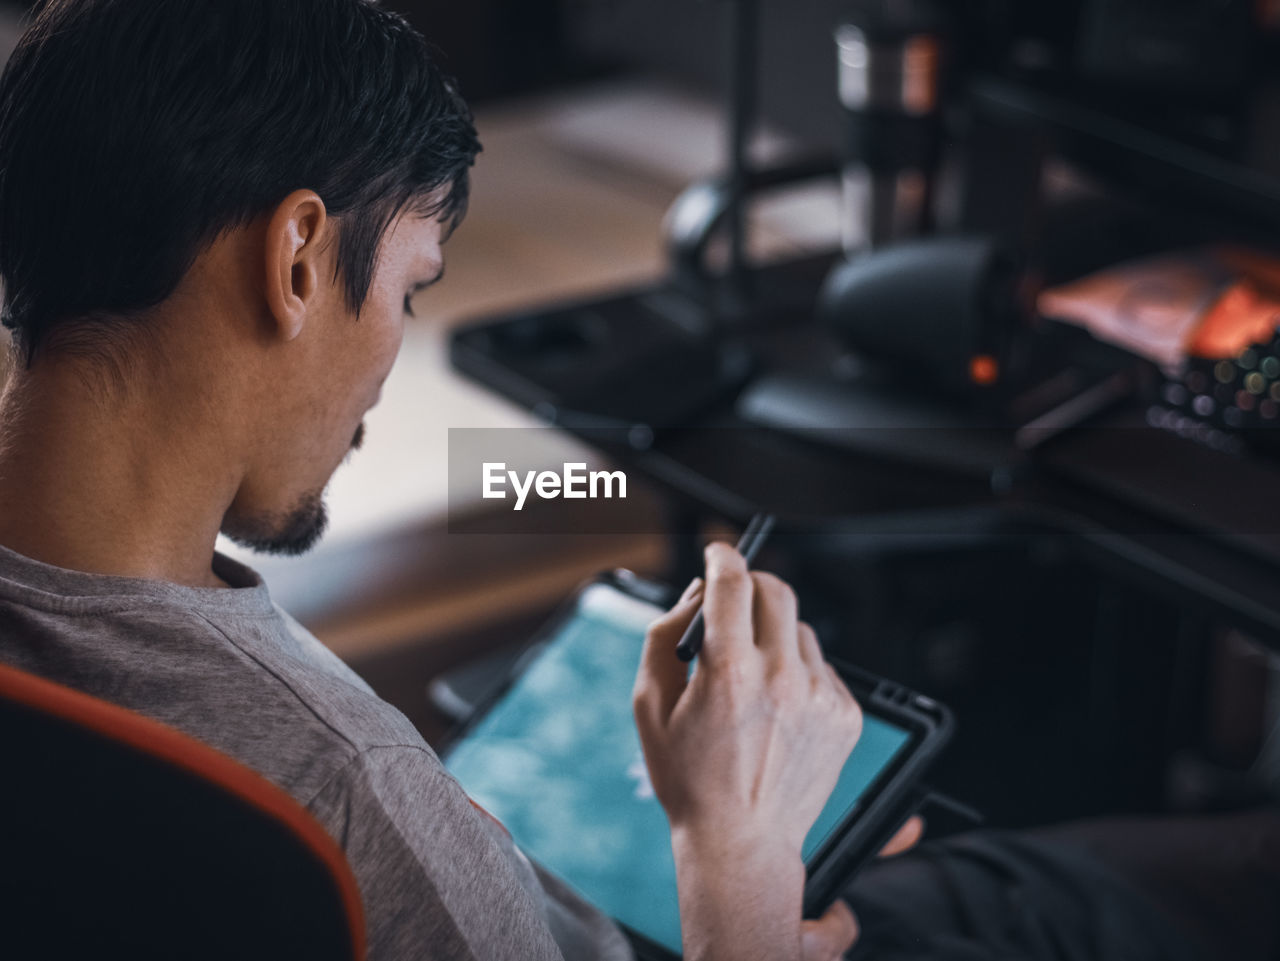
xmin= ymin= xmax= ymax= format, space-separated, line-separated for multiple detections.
xmin=969 ymin=354 xmax=999 ymax=385
xmin=1186 ymin=281 xmax=1280 ymax=360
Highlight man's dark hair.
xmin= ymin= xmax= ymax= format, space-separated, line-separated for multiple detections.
xmin=0 ymin=0 xmax=480 ymax=365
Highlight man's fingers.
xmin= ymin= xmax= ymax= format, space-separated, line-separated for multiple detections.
xmin=797 ymin=621 xmax=822 ymax=672
xmin=700 ymin=541 xmax=754 ymax=666
xmin=633 ymin=579 xmax=702 ymax=724
xmin=751 ymin=571 xmax=799 ymax=664
xmin=877 ymin=815 xmax=925 ymax=858
xmin=676 ymin=574 xmax=704 ymax=606
xmin=800 ymin=898 xmax=859 ymax=961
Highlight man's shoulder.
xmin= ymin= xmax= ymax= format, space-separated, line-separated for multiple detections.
xmin=0 ymin=588 xmax=432 ymax=804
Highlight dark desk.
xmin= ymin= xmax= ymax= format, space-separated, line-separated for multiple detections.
xmin=450 ymin=258 xmax=1280 ymax=640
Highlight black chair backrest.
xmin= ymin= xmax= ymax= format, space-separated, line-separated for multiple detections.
xmin=0 ymin=662 xmax=366 ymax=961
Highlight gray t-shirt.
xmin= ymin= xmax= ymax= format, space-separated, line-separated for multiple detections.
xmin=0 ymin=543 xmax=635 ymax=961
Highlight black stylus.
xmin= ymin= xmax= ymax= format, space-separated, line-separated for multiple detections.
xmin=675 ymin=513 xmax=776 ymax=662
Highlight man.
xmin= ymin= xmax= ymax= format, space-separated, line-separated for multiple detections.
xmin=0 ymin=1 xmax=877 ymax=958
xmin=1 ymin=3 xmax=1275 ymax=961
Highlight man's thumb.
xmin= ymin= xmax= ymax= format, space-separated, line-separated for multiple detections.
xmin=800 ymin=898 xmax=860 ymax=961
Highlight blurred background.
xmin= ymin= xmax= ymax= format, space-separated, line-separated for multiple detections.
xmin=4 ymin=0 xmax=1280 ymax=831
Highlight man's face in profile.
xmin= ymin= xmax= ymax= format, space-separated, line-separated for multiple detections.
xmin=219 ymin=211 xmax=446 ymax=556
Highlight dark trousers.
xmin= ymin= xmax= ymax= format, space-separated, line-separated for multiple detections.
xmin=842 ymin=809 xmax=1280 ymax=961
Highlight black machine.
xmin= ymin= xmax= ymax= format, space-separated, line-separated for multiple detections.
xmin=452 ymin=0 xmax=1280 ymax=483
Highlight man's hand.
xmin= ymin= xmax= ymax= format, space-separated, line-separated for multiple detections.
xmin=631 ymin=542 xmax=865 ymax=961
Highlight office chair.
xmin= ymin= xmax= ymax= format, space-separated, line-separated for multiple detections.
xmin=0 ymin=661 xmax=366 ymax=961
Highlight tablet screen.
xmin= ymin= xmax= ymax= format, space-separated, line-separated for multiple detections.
xmin=445 ymin=582 xmax=913 ymax=955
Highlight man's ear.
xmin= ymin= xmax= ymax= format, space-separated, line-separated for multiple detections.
xmin=263 ymin=189 xmax=329 ymax=342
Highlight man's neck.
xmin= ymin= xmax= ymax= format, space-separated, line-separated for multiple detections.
xmin=0 ymin=362 xmax=240 ymax=589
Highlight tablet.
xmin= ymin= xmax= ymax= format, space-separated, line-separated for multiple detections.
xmin=444 ymin=571 xmax=952 ymax=959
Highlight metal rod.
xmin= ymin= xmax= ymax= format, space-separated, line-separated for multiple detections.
xmin=726 ymin=0 xmax=757 ymax=295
